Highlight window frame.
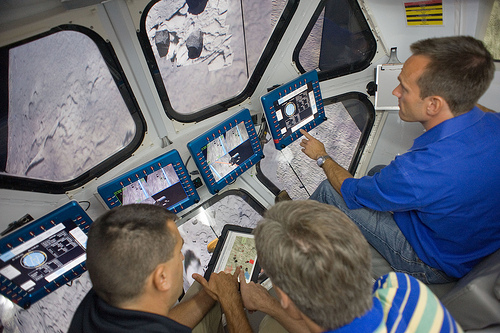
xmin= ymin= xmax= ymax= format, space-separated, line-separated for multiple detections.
xmin=0 ymin=24 xmax=146 ymax=194
xmin=483 ymin=0 xmax=500 ymax=61
xmin=137 ymin=0 xmax=300 ymax=123
xmin=292 ymin=0 xmax=377 ymax=81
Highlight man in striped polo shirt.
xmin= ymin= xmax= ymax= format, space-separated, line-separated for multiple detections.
xmin=240 ymin=200 xmax=463 ymax=333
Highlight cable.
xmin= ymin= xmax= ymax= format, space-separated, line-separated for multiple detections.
xmin=281 ymin=150 xmax=310 ymax=197
xmin=79 ymin=201 xmax=91 ymax=211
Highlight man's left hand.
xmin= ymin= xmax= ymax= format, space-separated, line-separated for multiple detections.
xmin=239 ymin=270 xmax=275 ymax=313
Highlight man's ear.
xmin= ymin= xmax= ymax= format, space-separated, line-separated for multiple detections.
xmin=426 ymin=95 xmax=445 ymax=116
xmin=152 ymin=263 xmax=171 ymax=292
xmin=275 ymin=287 xmax=290 ymax=309
xmin=274 ymin=286 xmax=303 ymax=320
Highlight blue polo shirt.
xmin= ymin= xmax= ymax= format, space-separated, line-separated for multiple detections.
xmin=342 ymin=107 xmax=500 ymax=278
xmin=324 ymin=273 xmax=463 ymax=333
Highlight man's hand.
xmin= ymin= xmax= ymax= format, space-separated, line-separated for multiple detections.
xmin=193 ymin=267 xmax=252 ymax=333
xmin=300 ymin=129 xmax=352 ymax=195
xmin=239 ymin=270 xmax=275 ymax=313
xmin=192 ymin=267 xmax=241 ymax=303
xmin=299 ymin=129 xmax=327 ymax=160
xmin=239 ymin=271 xmax=310 ymax=333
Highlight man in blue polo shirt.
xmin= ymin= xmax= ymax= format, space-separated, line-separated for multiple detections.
xmin=300 ymin=36 xmax=500 ymax=284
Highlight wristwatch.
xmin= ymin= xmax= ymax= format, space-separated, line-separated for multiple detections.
xmin=316 ymin=155 xmax=331 ymax=167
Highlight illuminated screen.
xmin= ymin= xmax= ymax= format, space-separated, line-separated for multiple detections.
xmin=0 ymin=201 xmax=92 ymax=308
xmin=202 ymin=121 xmax=252 ymax=182
xmin=187 ymin=108 xmax=263 ymax=195
xmin=0 ymin=219 xmax=87 ymax=295
xmin=114 ymin=164 xmax=186 ymax=210
xmin=97 ymin=150 xmax=200 ymax=214
xmin=261 ymin=70 xmax=325 ymax=150
xmin=204 ymin=224 xmax=260 ymax=284
xmin=213 ymin=230 xmax=257 ymax=283
xmin=273 ymin=82 xmax=318 ymax=139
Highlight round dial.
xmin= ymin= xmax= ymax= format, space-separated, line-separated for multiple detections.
xmin=21 ymin=251 xmax=47 ymax=269
xmin=285 ymin=103 xmax=296 ymax=117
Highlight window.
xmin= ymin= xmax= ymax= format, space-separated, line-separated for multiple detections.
xmin=293 ymin=0 xmax=377 ymax=80
xmin=484 ymin=0 xmax=500 ymax=60
xmin=139 ymin=0 xmax=299 ymax=121
xmin=0 ymin=25 xmax=145 ymax=193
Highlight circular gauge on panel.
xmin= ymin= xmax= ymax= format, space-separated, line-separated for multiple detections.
xmin=284 ymin=102 xmax=296 ymax=117
xmin=21 ymin=250 xmax=47 ymax=269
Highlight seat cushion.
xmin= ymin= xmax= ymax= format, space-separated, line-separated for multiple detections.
xmin=369 ymin=245 xmax=500 ymax=330
xmin=439 ymin=249 xmax=500 ymax=330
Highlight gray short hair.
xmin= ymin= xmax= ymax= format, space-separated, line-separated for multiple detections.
xmin=86 ymin=204 xmax=178 ymax=306
xmin=410 ymin=36 xmax=495 ymax=116
xmin=254 ymin=200 xmax=372 ymax=330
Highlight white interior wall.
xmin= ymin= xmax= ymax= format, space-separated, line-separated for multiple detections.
xmin=364 ymin=0 xmax=498 ymax=111
xmin=364 ymin=0 xmax=460 ymax=62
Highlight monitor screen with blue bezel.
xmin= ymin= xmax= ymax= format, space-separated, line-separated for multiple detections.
xmin=187 ymin=109 xmax=263 ymax=195
xmin=97 ymin=149 xmax=199 ymax=214
xmin=0 ymin=201 xmax=92 ymax=309
xmin=261 ymin=70 xmax=326 ymax=150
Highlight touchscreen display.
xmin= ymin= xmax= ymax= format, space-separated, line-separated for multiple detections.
xmin=97 ymin=150 xmax=200 ymax=213
xmin=201 ymin=121 xmax=252 ymax=182
xmin=213 ymin=230 xmax=258 ymax=283
xmin=273 ymin=82 xmax=318 ymax=139
xmin=187 ymin=108 xmax=263 ymax=195
xmin=0 ymin=201 xmax=92 ymax=308
xmin=261 ymin=70 xmax=326 ymax=150
xmin=113 ymin=164 xmax=186 ymax=209
xmin=0 ymin=219 xmax=87 ymax=294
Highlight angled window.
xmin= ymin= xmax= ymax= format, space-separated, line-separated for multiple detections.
xmin=484 ymin=0 xmax=500 ymax=60
xmin=139 ymin=0 xmax=299 ymax=122
xmin=293 ymin=0 xmax=377 ymax=81
xmin=0 ymin=25 xmax=145 ymax=193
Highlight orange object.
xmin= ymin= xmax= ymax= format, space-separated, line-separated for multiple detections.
xmin=207 ymin=238 xmax=219 ymax=253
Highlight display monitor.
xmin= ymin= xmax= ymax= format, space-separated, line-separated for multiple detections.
xmin=97 ymin=149 xmax=199 ymax=214
xmin=261 ymin=70 xmax=326 ymax=150
xmin=0 ymin=201 xmax=92 ymax=309
xmin=204 ymin=224 xmax=259 ymax=283
xmin=187 ymin=109 xmax=263 ymax=194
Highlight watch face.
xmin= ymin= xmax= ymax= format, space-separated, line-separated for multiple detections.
xmin=317 ymin=155 xmax=330 ymax=167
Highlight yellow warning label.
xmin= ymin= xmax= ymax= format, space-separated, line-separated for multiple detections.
xmin=405 ymin=0 xmax=443 ymax=26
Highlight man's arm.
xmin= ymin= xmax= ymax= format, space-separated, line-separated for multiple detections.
xmin=193 ymin=267 xmax=252 ymax=333
xmin=299 ymin=129 xmax=353 ymax=195
xmin=239 ymin=274 xmax=309 ymax=333
xmin=167 ymin=287 xmax=215 ymax=328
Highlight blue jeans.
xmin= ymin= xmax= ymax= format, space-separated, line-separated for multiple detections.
xmin=310 ymin=180 xmax=456 ymax=284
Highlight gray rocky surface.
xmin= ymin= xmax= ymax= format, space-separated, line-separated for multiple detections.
xmin=146 ymin=0 xmax=287 ymax=114
xmin=6 ymin=30 xmax=135 ymax=182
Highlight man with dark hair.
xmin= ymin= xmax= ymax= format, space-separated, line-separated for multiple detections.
xmin=69 ymin=204 xmax=252 ymax=333
xmin=240 ymin=200 xmax=463 ymax=332
xmin=300 ymin=35 xmax=500 ymax=284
